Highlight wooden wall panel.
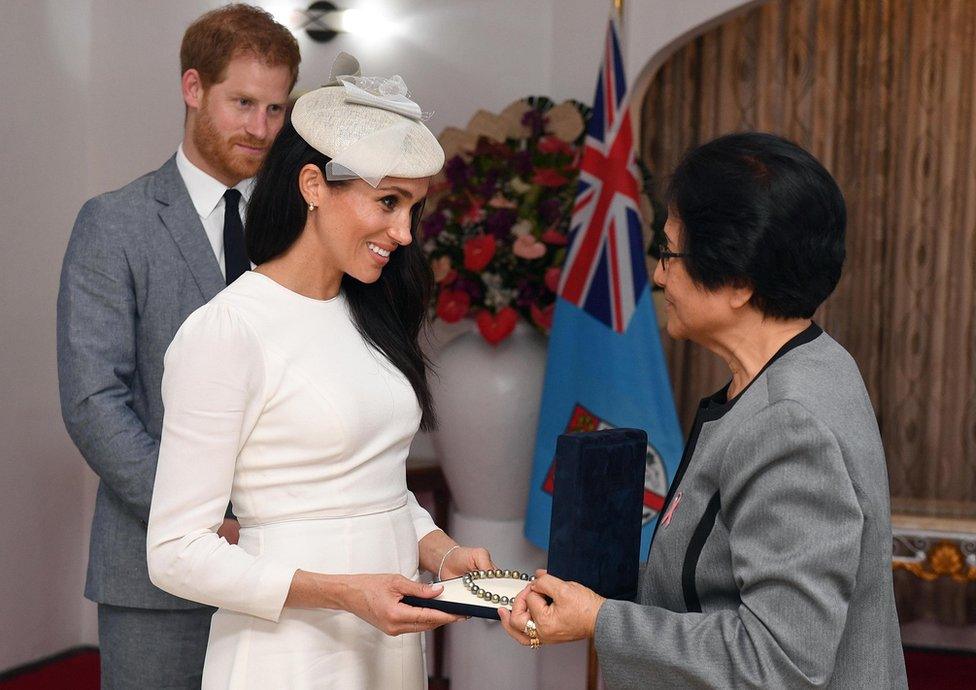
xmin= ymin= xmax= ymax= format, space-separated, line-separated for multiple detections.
xmin=640 ymin=0 xmax=976 ymax=621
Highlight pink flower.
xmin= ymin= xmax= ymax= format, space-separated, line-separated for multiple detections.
xmin=463 ymin=235 xmax=497 ymax=272
xmin=436 ymin=290 xmax=470 ymax=323
xmin=431 ymin=256 xmax=454 ymax=283
xmin=460 ymin=196 xmax=486 ymax=226
xmin=513 ymin=235 xmax=546 ymax=260
xmin=544 ymin=267 xmax=561 ymax=293
xmin=476 ymin=307 xmax=518 ymax=345
xmin=488 ymin=194 xmax=518 ymax=209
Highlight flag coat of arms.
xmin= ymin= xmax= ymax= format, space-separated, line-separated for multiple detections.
xmin=524 ymin=15 xmax=684 ymax=558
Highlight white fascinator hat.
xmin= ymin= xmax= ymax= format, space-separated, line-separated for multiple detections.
xmin=291 ymin=52 xmax=445 ymax=187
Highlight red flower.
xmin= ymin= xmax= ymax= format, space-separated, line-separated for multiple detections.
xmin=530 ymin=303 xmax=555 ymax=332
xmin=436 ymin=290 xmax=470 ymax=323
xmin=541 ymin=227 xmax=569 ymax=246
xmin=544 ymin=267 xmax=561 ymax=293
xmin=475 ymin=138 xmax=512 ymax=159
xmin=476 ymin=307 xmax=519 ymax=345
xmin=463 ymin=235 xmax=496 ymax=272
xmin=460 ymin=195 xmax=486 ymax=226
xmin=537 ymin=136 xmax=575 ymax=157
xmin=532 ymin=168 xmax=570 ymax=187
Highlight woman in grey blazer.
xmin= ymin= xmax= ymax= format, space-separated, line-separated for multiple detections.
xmin=500 ymin=133 xmax=908 ymax=689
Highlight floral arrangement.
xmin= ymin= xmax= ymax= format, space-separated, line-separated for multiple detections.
xmin=421 ymin=97 xmax=590 ymax=345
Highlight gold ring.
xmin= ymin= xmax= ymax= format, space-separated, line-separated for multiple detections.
xmin=523 ymin=619 xmax=538 ymax=637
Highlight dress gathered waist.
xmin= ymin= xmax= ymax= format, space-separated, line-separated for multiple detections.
xmin=237 ymin=497 xmax=409 ymax=529
xmin=236 ymin=500 xmax=419 ymax=579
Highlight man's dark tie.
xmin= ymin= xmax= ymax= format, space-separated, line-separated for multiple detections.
xmin=223 ymin=188 xmax=249 ymax=285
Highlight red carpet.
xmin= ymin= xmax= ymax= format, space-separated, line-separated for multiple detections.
xmin=0 ymin=646 xmax=972 ymax=688
xmin=0 ymin=648 xmax=98 ymax=690
xmin=905 ymin=647 xmax=976 ymax=689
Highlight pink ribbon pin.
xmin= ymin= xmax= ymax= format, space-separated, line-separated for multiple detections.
xmin=662 ymin=491 xmax=683 ymax=528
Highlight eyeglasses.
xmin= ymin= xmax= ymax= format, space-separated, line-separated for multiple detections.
xmin=657 ymin=244 xmax=690 ymax=270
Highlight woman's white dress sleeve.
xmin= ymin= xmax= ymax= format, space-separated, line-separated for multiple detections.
xmin=147 ymin=304 xmax=297 ymax=622
xmin=406 ymin=491 xmax=438 ymax=541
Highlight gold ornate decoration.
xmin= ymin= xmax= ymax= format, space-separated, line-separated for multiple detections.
xmin=498 ymin=100 xmax=533 ymax=139
xmin=545 ymin=102 xmax=586 ymax=143
xmin=440 ymin=98 xmax=585 ymax=156
xmin=891 ymin=516 xmax=976 ymax=582
xmin=465 ymin=110 xmax=509 ymax=144
xmin=893 ymin=540 xmax=976 ymax=582
xmin=437 ymin=127 xmax=479 ymax=162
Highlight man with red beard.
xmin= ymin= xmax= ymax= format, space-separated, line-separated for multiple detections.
xmin=56 ymin=6 xmax=299 ymax=687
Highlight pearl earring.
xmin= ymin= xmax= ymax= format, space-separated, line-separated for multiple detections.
xmin=308 ymin=202 xmax=316 ymax=211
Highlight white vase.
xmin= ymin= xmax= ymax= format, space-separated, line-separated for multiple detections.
xmin=429 ymin=319 xmax=550 ymax=690
xmin=429 ymin=320 xmax=548 ymax=520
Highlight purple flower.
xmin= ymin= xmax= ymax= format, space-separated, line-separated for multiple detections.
xmin=515 ymin=279 xmax=544 ymax=309
xmin=485 ymin=208 xmax=517 ymax=239
xmin=422 ymin=213 xmax=447 ymax=241
xmin=444 ymin=155 xmax=470 ymax=188
xmin=453 ymin=276 xmax=484 ymax=302
xmin=474 ymin=138 xmax=513 ymax=160
xmin=478 ymin=172 xmax=499 ymax=198
xmin=538 ymin=197 xmax=563 ymax=225
xmin=513 ymin=150 xmax=533 ymax=176
xmin=521 ymin=108 xmax=548 ymax=138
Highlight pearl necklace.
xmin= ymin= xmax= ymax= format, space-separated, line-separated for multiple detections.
xmin=462 ymin=569 xmax=534 ymax=606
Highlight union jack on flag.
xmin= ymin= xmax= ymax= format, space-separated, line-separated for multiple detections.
xmin=558 ymin=16 xmax=647 ymax=333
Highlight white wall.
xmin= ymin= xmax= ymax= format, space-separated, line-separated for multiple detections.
xmin=0 ymin=0 xmax=750 ymax=674
xmin=85 ymin=0 xmax=558 ymax=195
xmin=291 ymin=0 xmax=557 ymax=135
xmin=0 ymin=0 xmax=98 ymax=670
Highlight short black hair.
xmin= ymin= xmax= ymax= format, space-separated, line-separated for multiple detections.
xmin=666 ymin=132 xmax=846 ymax=319
xmin=246 ymin=119 xmax=437 ymax=430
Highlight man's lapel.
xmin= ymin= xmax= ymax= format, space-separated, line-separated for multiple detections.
xmin=154 ymin=156 xmax=226 ymax=300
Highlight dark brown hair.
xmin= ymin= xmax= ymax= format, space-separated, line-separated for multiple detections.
xmin=180 ymin=4 xmax=300 ymax=90
xmin=667 ymin=132 xmax=846 ymax=319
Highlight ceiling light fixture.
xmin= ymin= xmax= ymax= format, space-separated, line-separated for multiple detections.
xmin=301 ymin=2 xmax=398 ymax=43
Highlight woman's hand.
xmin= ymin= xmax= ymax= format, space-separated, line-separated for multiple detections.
xmin=438 ymin=545 xmax=496 ymax=581
xmin=418 ymin=530 xmax=495 ymax=581
xmin=498 ymin=570 xmax=606 ymax=647
xmin=285 ymin=570 xmax=463 ymax=636
xmin=342 ymin=574 xmax=465 ymax=636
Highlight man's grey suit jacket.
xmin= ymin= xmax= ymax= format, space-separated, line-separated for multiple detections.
xmin=58 ymin=156 xmax=226 ymax=609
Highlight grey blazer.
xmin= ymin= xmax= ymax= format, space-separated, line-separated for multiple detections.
xmin=58 ymin=156 xmax=226 ymax=609
xmin=594 ymin=327 xmax=908 ymax=689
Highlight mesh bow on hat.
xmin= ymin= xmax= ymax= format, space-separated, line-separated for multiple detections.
xmin=291 ymin=52 xmax=445 ymax=187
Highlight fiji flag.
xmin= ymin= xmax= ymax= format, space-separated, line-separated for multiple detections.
xmin=524 ymin=15 xmax=683 ymax=558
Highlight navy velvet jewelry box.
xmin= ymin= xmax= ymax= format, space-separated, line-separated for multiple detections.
xmin=546 ymin=428 xmax=646 ymax=602
xmin=403 ymin=428 xmax=647 ymax=619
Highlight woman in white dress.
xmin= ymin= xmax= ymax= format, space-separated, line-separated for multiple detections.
xmin=147 ymin=55 xmax=494 ymax=689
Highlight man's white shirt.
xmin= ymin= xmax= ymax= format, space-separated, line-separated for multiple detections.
xmin=175 ymin=144 xmax=254 ymax=280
